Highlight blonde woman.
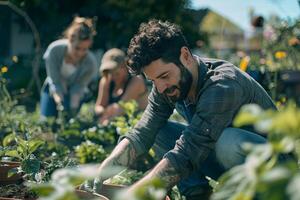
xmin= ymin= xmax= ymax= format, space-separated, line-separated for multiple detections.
xmin=41 ymin=16 xmax=97 ymax=118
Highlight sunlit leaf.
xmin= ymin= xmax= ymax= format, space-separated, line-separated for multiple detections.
xmin=28 ymin=139 xmax=44 ymax=154
xmin=5 ymin=149 xmax=21 ymax=160
xmin=233 ymin=104 xmax=262 ymax=127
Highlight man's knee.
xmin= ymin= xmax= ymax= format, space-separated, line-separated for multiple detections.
xmin=215 ymin=127 xmax=266 ymax=169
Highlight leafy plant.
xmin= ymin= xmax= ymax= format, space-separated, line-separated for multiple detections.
xmin=42 ymin=155 xmax=77 ymax=182
xmin=75 ymin=141 xmax=106 ymax=164
xmin=211 ymin=102 xmax=300 ymax=200
xmin=104 ymin=169 xmax=144 ymax=186
xmin=29 ymin=165 xmax=101 ymax=200
xmin=82 ymin=125 xmax=116 ymax=146
xmin=112 ymin=100 xmax=142 ymax=135
xmin=0 ymin=135 xmax=44 ymax=180
xmin=115 ymin=178 xmax=167 ymax=200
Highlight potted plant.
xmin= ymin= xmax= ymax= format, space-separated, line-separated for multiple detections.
xmin=0 ymin=135 xmax=44 ymax=185
xmin=30 ymin=164 xmax=109 ymax=200
xmin=0 ymin=159 xmax=22 ymax=186
xmin=101 ymin=169 xmax=144 ymax=199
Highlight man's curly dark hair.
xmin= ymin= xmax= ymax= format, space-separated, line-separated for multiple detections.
xmin=127 ymin=19 xmax=189 ymax=75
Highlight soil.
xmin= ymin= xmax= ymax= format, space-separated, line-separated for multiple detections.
xmin=0 ymin=184 xmax=37 ymax=200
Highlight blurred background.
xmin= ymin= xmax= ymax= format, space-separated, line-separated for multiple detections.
xmin=0 ymin=0 xmax=300 ymax=109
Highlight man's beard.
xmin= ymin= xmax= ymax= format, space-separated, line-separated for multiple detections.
xmin=164 ymin=63 xmax=193 ymax=103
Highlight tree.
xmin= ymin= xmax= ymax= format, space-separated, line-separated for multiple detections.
xmin=9 ymin=0 xmax=205 ymax=50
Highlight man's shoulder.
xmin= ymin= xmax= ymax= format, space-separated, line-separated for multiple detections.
xmin=201 ymin=57 xmax=235 ymax=68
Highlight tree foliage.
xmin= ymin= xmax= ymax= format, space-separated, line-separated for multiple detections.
xmin=9 ymin=0 xmax=206 ymax=50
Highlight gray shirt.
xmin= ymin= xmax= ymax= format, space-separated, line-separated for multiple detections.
xmin=125 ymin=56 xmax=276 ymax=178
xmin=43 ymin=39 xmax=97 ymax=101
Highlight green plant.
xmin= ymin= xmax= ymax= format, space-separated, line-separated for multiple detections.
xmin=0 ymin=135 xmax=44 ymax=180
xmin=82 ymin=125 xmax=116 ymax=146
xmin=115 ymin=178 xmax=167 ymax=200
xmin=29 ymin=165 xmax=101 ymax=200
xmin=211 ymin=102 xmax=300 ymax=200
xmin=104 ymin=169 xmax=144 ymax=186
xmin=42 ymin=155 xmax=77 ymax=182
xmin=263 ymin=19 xmax=300 ymax=71
xmin=112 ymin=100 xmax=142 ymax=135
xmin=75 ymin=141 xmax=106 ymax=164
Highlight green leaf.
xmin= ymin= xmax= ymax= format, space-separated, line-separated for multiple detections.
xmin=29 ymin=183 xmax=56 ymax=196
xmin=22 ymin=155 xmax=40 ymax=175
xmin=5 ymin=149 xmax=21 ymax=160
xmin=2 ymin=133 xmax=15 ymax=147
xmin=28 ymin=140 xmax=44 ymax=154
xmin=233 ymin=104 xmax=262 ymax=127
xmin=15 ymin=136 xmax=27 ymax=150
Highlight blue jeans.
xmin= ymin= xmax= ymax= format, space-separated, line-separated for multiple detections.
xmin=40 ymin=84 xmax=71 ymax=117
xmin=152 ymin=121 xmax=266 ymax=196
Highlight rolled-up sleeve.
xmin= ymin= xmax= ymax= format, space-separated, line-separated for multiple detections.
xmin=164 ymin=79 xmax=244 ymax=178
xmin=124 ymin=87 xmax=174 ymax=157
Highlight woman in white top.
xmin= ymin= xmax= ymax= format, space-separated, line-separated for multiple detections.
xmin=40 ymin=16 xmax=97 ymax=118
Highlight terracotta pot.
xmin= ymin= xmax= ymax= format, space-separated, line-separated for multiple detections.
xmin=75 ymin=189 xmax=109 ymax=200
xmin=0 ymin=161 xmax=22 ymax=186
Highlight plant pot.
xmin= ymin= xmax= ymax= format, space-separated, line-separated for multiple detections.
xmin=100 ymin=183 xmax=126 ymax=199
xmin=0 ymin=161 xmax=22 ymax=186
xmin=75 ymin=189 xmax=109 ymax=200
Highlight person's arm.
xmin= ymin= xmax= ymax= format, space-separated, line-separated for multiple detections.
xmin=121 ymin=76 xmax=147 ymax=102
xmin=95 ymin=74 xmax=112 ymax=115
xmin=93 ymin=138 xmax=138 ymax=187
xmin=99 ymin=76 xmax=147 ymax=124
xmin=89 ymin=88 xmax=173 ymax=191
xmin=126 ymin=79 xmax=245 ymax=193
xmin=44 ymin=44 xmax=65 ymax=102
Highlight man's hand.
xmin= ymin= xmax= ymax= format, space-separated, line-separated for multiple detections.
xmin=126 ymin=158 xmax=180 ymax=194
xmin=80 ymin=139 xmax=139 ymax=193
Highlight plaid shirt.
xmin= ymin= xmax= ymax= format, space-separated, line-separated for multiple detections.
xmin=125 ymin=56 xmax=276 ymax=178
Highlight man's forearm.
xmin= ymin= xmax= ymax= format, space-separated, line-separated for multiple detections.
xmin=130 ymin=158 xmax=180 ymax=191
xmin=97 ymin=138 xmax=138 ymax=180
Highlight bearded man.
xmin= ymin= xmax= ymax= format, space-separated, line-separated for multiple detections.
xmin=85 ymin=19 xmax=276 ymax=199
